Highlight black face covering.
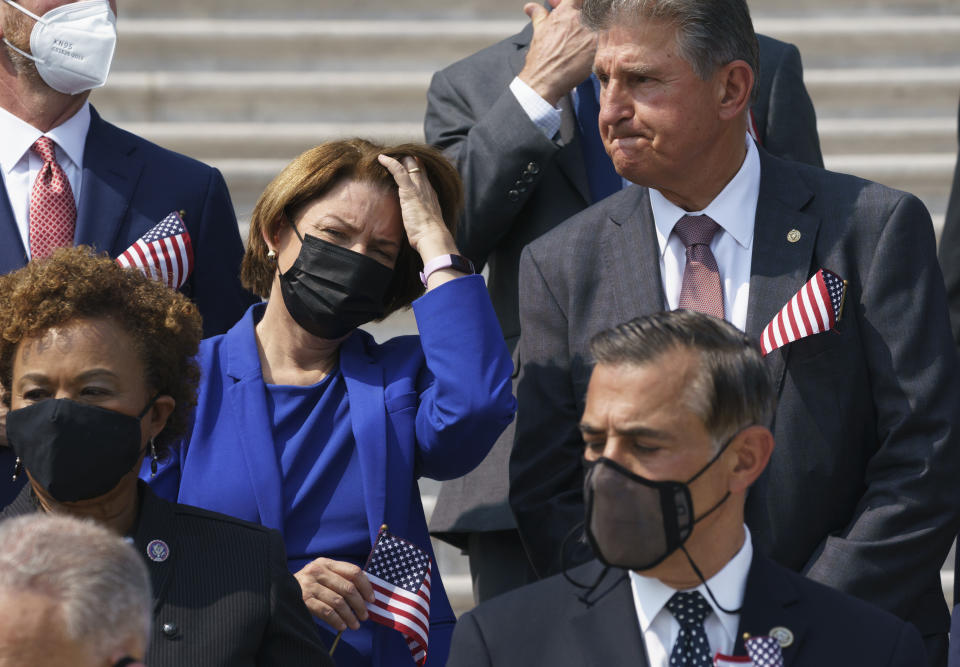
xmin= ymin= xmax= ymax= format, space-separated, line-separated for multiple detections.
xmin=583 ymin=430 xmax=738 ymax=572
xmin=6 ymin=397 xmax=155 ymax=503
xmin=277 ymin=226 xmax=395 ymax=340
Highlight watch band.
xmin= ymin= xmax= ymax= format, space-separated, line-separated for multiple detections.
xmin=420 ymin=254 xmax=475 ymax=286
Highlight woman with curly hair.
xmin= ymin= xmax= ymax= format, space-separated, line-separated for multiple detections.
xmin=0 ymin=247 xmax=332 ymax=667
xmin=145 ymin=139 xmax=516 ymax=667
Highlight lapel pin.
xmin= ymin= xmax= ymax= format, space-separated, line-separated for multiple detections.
xmin=786 ymin=229 xmax=801 ymax=243
xmin=146 ymin=539 xmax=170 ymax=562
xmin=768 ymin=626 xmax=794 ymax=648
xmin=178 ymin=210 xmax=187 ymax=220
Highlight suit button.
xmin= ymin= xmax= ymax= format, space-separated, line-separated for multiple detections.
xmin=162 ymin=622 xmax=179 ymax=638
xmin=526 ymin=162 xmax=540 ymax=174
xmin=508 ymin=190 xmax=520 ymax=201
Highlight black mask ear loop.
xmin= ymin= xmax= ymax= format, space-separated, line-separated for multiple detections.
xmin=559 ymin=521 xmax=626 ymax=607
xmin=676 ymin=426 xmax=751 ymax=615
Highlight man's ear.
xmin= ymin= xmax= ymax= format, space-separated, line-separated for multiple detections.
xmin=716 ymin=59 xmax=754 ymax=121
xmin=727 ymin=425 xmax=773 ymax=493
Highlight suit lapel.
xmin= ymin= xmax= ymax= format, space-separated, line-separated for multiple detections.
xmin=339 ymin=333 xmax=389 ymax=546
xmin=734 ymin=556 xmax=808 ymax=666
xmin=746 ymin=151 xmax=818 ymax=391
xmin=567 ymin=564 xmax=650 ymax=665
xmin=510 ymin=25 xmax=591 ymax=205
xmin=134 ymin=484 xmax=179 ymax=613
xmin=224 ymin=307 xmax=286 ymax=533
xmin=0 ymin=180 xmax=27 ymax=271
xmin=607 ymin=187 xmax=667 ymax=321
xmin=75 ymin=107 xmax=144 ymax=255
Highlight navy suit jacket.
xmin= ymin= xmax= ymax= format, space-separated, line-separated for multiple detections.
xmin=446 ymin=556 xmax=927 ymax=666
xmin=0 ymin=107 xmax=257 ymax=508
xmin=144 ymin=275 xmax=516 ymax=667
xmin=510 ymin=148 xmax=960 ymax=651
xmin=0 ymin=107 xmax=256 ymax=337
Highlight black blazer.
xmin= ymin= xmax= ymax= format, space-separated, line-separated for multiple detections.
xmin=1 ymin=483 xmax=332 ymax=667
xmin=509 ymin=148 xmax=960 ymax=654
xmin=447 ymin=556 xmax=926 ymax=666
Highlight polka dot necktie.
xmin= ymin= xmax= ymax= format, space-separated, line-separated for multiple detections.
xmin=673 ymin=214 xmax=724 ymax=320
xmin=29 ymin=136 xmax=76 ymax=260
xmin=666 ymin=590 xmax=713 ymax=667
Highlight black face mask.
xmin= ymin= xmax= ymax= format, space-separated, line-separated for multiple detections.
xmin=7 ymin=397 xmax=155 ymax=503
xmin=277 ymin=226 xmax=395 ymax=340
xmin=583 ymin=430 xmax=738 ymax=572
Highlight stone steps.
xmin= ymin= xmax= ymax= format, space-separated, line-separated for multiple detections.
xmin=110 ymin=15 xmax=960 ymax=71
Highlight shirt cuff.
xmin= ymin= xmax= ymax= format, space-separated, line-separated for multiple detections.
xmin=509 ymin=76 xmax=563 ymax=141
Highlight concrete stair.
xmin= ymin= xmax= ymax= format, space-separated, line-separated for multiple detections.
xmin=97 ymin=0 xmax=960 ymax=614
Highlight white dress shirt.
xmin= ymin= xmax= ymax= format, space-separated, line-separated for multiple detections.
xmin=629 ymin=527 xmax=754 ymax=667
xmin=651 ymin=136 xmax=761 ymax=332
xmin=0 ymin=102 xmax=90 ymax=255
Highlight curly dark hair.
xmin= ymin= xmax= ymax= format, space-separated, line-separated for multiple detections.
xmin=0 ymin=247 xmax=202 ymax=457
xmin=241 ymin=138 xmax=464 ymax=314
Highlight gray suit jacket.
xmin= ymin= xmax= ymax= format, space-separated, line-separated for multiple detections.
xmin=424 ymin=27 xmax=823 ymax=542
xmin=447 ymin=558 xmax=926 ymax=667
xmin=510 ymin=149 xmax=960 ymax=644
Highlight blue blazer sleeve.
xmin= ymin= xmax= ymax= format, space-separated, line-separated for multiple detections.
xmin=410 ymin=275 xmax=516 ymax=480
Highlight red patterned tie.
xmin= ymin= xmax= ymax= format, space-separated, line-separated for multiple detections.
xmin=674 ymin=214 xmax=724 ymax=319
xmin=29 ymin=136 xmax=76 ymax=260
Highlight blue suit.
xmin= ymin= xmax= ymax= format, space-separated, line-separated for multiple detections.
xmin=145 ymin=275 xmax=516 ymax=667
xmin=0 ymin=107 xmax=256 ymax=337
xmin=0 ymin=106 xmax=257 ymax=509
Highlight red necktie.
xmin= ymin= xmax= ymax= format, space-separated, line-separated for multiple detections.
xmin=674 ymin=214 xmax=725 ymax=320
xmin=29 ymin=136 xmax=76 ymax=260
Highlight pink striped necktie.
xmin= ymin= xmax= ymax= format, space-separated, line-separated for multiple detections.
xmin=29 ymin=136 xmax=76 ymax=260
xmin=674 ymin=214 xmax=724 ymax=320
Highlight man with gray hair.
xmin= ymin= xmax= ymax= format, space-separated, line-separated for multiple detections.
xmin=0 ymin=513 xmax=150 ymax=666
xmin=449 ymin=310 xmax=926 ymax=666
xmin=508 ymin=0 xmax=960 ymax=663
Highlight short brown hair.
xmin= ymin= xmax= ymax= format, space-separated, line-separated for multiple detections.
xmin=0 ymin=247 xmax=202 ymax=456
xmin=241 ymin=138 xmax=463 ymax=315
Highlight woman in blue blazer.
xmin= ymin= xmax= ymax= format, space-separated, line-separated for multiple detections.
xmin=144 ymin=140 xmax=516 ymax=667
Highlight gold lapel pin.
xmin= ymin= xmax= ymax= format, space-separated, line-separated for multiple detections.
xmin=768 ymin=626 xmax=794 ymax=648
xmin=786 ymin=229 xmax=801 ymax=243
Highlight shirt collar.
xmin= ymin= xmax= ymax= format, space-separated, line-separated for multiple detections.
xmin=0 ymin=101 xmax=90 ymax=175
xmin=629 ymin=526 xmax=754 ymax=645
xmin=651 ymin=135 xmax=760 ymax=258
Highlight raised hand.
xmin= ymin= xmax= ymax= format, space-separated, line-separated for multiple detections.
xmin=519 ymin=0 xmax=597 ymax=106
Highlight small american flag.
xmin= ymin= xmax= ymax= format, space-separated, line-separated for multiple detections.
xmin=364 ymin=527 xmax=432 ymax=665
xmin=714 ymin=653 xmax=753 ymax=666
xmin=760 ymin=268 xmax=847 ymax=356
xmin=745 ymin=636 xmax=785 ymax=667
xmin=116 ymin=211 xmax=194 ymax=289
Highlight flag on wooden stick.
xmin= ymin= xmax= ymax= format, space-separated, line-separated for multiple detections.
xmin=116 ymin=211 xmax=194 ymax=289
xmin=760 ymin=268 xmax=847 ymax=356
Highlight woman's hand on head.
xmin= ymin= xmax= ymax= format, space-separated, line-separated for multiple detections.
xmin=377 ymin=154 xmax=459 ymax=263
xmin=294 ymin=557 xmax=376 ymax=632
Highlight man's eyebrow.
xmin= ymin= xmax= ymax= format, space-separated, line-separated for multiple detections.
xmin=578 ymin=423 xmax=673 ymax=440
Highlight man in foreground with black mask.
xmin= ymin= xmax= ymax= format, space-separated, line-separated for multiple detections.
xmin=447 ymin=310 xmax=925 ymax=667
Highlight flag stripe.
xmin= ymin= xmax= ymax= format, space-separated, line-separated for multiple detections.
xmin=368 ymin=582 xmax=430 ymax=633
xmin=759 ymin=269 xmax=846 ymax=356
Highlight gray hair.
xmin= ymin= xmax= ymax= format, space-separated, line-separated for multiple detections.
xmin=0 ymin=514 xmax=152 ymax=659
xmin=581 ymin=0 xmax=760 ymax=103
xmin=589 ymin=310 xmax=775 ymax=446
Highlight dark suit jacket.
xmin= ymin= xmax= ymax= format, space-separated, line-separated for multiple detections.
xmin=937 ymin=96 xmax=960 ymax=348
xmin=0 ymin=483 xmax=332 ymax=667
xmin=446 ymin=557 xmax=927 ymax=666
xmin=424 ymin=27 xmax=822 ymax=543
xmin=509 ymin=149 xmax=960 ymax=649
xmin=0 ymin=106 xmax=256 ymax=338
